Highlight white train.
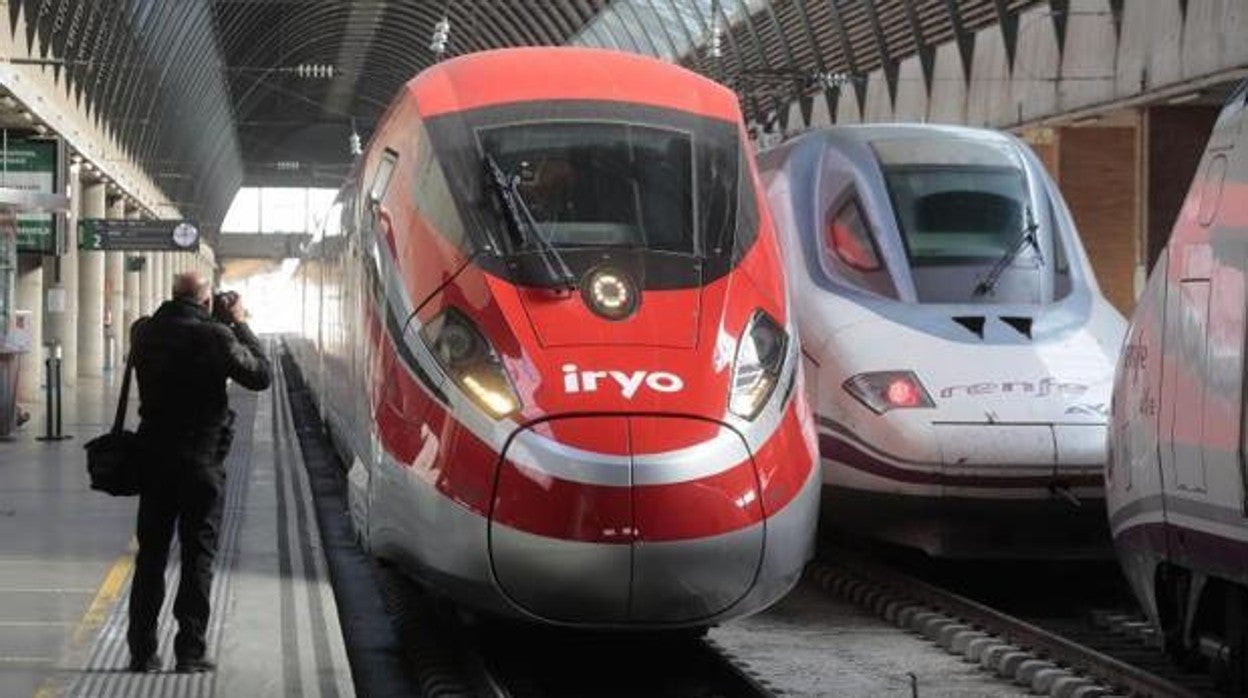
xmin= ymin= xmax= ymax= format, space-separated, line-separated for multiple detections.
xmin=759 ymin=124 xmax=1126 ymax=557
xmin=1108 ymin=81 xmax=1248 ymax=691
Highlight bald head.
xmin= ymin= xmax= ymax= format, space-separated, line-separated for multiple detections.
xmin=173 ymin=271 xmax=211 ymax=306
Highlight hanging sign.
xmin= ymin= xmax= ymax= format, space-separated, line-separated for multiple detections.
xmin=79 ymin=219 xmax=200 ymax=251
xmin=0 ymin=137 xmax=57 ymax=253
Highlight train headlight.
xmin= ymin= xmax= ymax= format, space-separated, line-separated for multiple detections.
xmin=581 ymin=267 xmax=639 ymax=320
xmin=421 ymin=309 xmax=521 ymax=419
xmin=843 ymin=371 xmax=935 ymax=415
xmin=729 ymin=310 xmax=788 ymax=420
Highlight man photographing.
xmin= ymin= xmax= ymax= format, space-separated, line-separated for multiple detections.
xmin=126 ymin=272 xmax=271 ymax=673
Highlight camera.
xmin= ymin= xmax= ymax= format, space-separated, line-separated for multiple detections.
xmin=212 ymin=290 xmax=239 ymax=324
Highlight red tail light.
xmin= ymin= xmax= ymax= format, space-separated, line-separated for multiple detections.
xmin=843 ymin=371 xmax=935 ymax=414
xmin=885 ymin=377 xmax=922 ymax=407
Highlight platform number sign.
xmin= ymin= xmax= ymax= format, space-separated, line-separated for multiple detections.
xmin=79 ymin=219 xmax=199 ymax=251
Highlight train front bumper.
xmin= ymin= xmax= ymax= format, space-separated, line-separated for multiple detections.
xmin=488 ymin=414 xmax=818 ymax=626
xmin=821 ymin=421 xmax=1110 ymax=557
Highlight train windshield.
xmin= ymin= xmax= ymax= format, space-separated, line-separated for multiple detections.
xmin=874 ymin=138 xmax=1047 ymax=304
xmin=426 ymin=102 xmax=754 ymax=289
xmin=481 ymin=122 xmax=697 ymax=255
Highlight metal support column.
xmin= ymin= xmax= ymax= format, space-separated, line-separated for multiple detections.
xmin=43 ymin=163 xmax=80 ymax=386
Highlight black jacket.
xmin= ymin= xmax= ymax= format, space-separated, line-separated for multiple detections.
xmin=131 ymin=298 xmax=271 ymax=435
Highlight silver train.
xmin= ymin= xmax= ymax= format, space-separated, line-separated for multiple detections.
xmin=760 ymin=124 xmax=1126 ymax=557
xmin=1108 ymin=81 xmax=1248 ymax=691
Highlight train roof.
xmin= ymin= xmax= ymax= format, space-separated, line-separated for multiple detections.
xmin=406 ymin=47 xmax=742 ymax=122
xmin=808 ymin=123 xmax=1017 ymax=144
xmin=762 ymin=123 xmax=1025 ymax=170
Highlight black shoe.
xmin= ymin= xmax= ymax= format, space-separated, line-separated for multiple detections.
xmin=128 ymin=654 xmax=161 ymax=673
xmin=174 ymin=657 xmax=216 ymax=674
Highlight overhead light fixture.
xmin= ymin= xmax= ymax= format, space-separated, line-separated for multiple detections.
xmin=32 ymin=123 xmax=48 ymax=135
xmin=816 ymin=71 xmax=858 ymax=89
xmin=1166 ymin=91 xmax=1202 ymax=105
xmin=1070 ymin=115 xmax=1102 ymax=127
xmin=430 ymin=17 xmax=451 ymax=56
xmin=0 ymin=96 xmax=16 ymax=109
xmin=348 ymin=119 xmax=362 ymax=157
xmin=708 ymin=0 xmax=724 ymax=59
xmin=293 ymin=64 xmax=335 ymax=79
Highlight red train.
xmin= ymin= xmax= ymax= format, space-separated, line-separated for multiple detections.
xmin=289 ymin=47 xmax=820 ymax=628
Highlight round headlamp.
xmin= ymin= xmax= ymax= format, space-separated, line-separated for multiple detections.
xmin=581 ymin=267 xmax=639 ymax=320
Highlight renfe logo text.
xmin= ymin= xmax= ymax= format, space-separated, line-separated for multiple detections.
xmin=939 ymin=377 xmax=1088 ymax=399
xmin=562 ymin=364 xmax=684 ymax=399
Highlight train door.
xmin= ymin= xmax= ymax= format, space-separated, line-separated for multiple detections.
xmin=1206 ymin=147 xmax=1248 ymax=522
xmin=1215 ymin=91 xmax=1248 ymax=518
xmin=1159 ymin=98 xmax=1240 ymax=499
xmin=1165 ymin=276 xmax=1211 ymax=493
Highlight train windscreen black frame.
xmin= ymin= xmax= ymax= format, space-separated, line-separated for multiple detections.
xmin=480 ymin=121 xmax=696 ymax=255
xmin=883 ymin=165 xmax=1031 ymax=267
xmin=423 ymin=101 xmax=757 ymax=290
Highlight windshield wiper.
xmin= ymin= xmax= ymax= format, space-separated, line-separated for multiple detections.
xmin=972 ymin=207 xmax=1042 ymax=298
xmin=482 ymin=153 xmax=576 ymax=290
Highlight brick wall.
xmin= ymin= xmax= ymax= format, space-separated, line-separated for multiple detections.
xmin=1057 ymin=126 xmax=1139 ymax=314
xmin=1025 ymin=136 xmax=1059 ymax=177
xmin=1146 ymin=105 xmax=1220 ymax=271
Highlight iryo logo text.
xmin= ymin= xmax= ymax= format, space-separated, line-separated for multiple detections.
xmin=561 ymin=365 xmax=684 ymax=399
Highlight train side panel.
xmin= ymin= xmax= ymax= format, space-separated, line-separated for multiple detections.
xmin=1108 ymin=82 xmax=1248 ymax=686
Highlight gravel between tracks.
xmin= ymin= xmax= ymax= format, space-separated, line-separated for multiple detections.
xmin=710 ymin=581 xmax=1031 ymax=697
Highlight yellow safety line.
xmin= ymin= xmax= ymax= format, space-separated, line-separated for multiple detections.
xmin=32 ymin=539 xmax=137 ymax=698
xmin=71 ymin=546 xmax=135 ymax=646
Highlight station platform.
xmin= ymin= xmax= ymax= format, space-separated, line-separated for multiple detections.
xmin=0 ymin=358 xmax=355 ymax=697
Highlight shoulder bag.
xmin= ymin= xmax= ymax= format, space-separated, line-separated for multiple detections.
xmin=83 ymin=354 xmax=142 ymax=496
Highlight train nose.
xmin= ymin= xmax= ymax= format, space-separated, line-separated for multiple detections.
xmin=488 ymin=416 xmax=764 ymax=625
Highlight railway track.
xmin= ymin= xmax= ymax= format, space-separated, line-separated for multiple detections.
xmin=282 ymin=343 xmax=771 ymax=698
xmin=812 ymin=552 xmax=1223 ymax=697
xmin=472 ymin=624 xmax=773 ymax=698
xmin=379 ymin=563 xmax=774 ymax=698
xmin=284 ymin=342 xmax=1221 ymax=697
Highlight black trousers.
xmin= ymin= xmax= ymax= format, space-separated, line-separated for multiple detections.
xmin=126 ymin=439 xmax=226 ymax=662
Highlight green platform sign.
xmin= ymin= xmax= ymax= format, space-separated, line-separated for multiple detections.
xmin=79 ymin=219 xmax=200 ymax=252
xmin=0 ymin=138 xmax=57 ymax=253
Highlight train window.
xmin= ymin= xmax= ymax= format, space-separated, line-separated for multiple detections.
xmin=874 ymin=138 xmax=1031 ymax=265
xmin=370 ymin=150 xmax=398 ymax=203
xmin=479 ymin=122 xmax=695 ymax=254
xmin=874 ymin=137 xmax=1052 ymax=304
xmin=427 ymin=101 xmax=747 ymax=288
xmin=411 ymin=124 xmax=468 ymax=250
xmin=825 ymin=199 xmax=880 ymax=271
xmin=887 ymin=173 xmax=1028 ymax=264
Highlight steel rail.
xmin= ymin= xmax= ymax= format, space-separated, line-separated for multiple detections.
xmin=696 ymin=638 xmax=777 ymax=698
xmin=811 ymin=556 xmax=1200 ymax=698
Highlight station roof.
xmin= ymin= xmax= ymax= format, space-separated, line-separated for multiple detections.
xmin=10 ymin=0 xmax=1048 ymax=238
